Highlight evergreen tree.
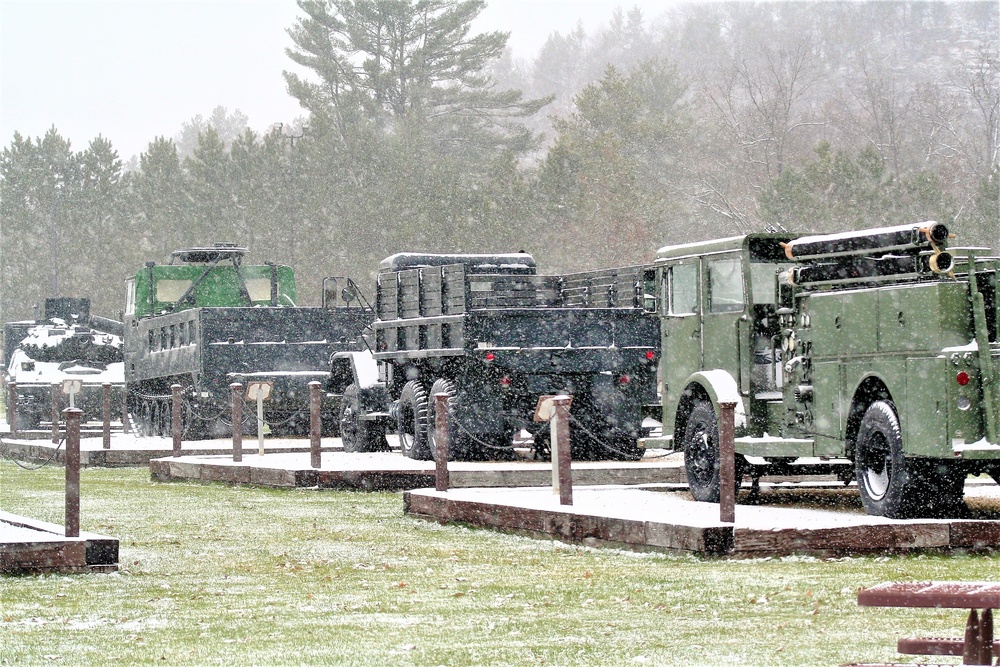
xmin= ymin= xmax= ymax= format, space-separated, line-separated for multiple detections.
xmin=536 ymin=61 xmax=690 ymax=269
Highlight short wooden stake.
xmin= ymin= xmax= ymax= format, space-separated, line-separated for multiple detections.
xmin=433 ymin=393 xmax=450 ymax=492
xmin=719 ymin=401 xmax=736 ymax=524
xmin=230 ymin=382 xmax=243 ymax=462
xmin=551 ymin=395 xmax=573 ymax=506
xmin=171 ymin=384 xmax=183 ymax=457
xmin=64 ymin=407 xmax=82 ymax=538
xmin=309 ymin=381 xmax=322 ymax=469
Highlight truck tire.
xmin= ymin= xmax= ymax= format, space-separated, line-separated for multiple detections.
xmin=854 ymin=400 xmax=946 ymax=518
xmin=340 ymin=384 xmax=387 ymax=453
xmin=682 ymin=400 xmax=744 ymax=503
xmin=398 ymin=381 xmax=431 ymax=460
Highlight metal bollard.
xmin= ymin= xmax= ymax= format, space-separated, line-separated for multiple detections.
xmin=551 ymin=395 xmax=573 ymax=506
xmin=64 ymin=407 xmax=82 ymax=538
xmin=7 ymin=381 xmax=16 ymax=436
xmin=171 ymin=384 xmax=183 ymax=457
xmin=230 ymin=382 xmax=243 ymax=462
xmin=51 ymin=384 xmax=61 ymax=443
xmin=309 ymin=381 xmax=322 ymax=469
xmin=102 ymin=383 xmax=112 ymax=449
xmin=433 ymin=393 xmax=450 ymax=492
xmin=719 ymin=401 xmax=736 ymax=524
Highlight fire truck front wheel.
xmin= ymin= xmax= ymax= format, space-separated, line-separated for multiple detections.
xmin=682 ymin=400 xmax=744 ymax=503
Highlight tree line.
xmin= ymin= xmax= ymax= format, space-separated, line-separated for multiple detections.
xmin=1 ymin=0 xmax=997 ymax=322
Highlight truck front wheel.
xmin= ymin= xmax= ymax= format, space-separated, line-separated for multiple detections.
xmin=340 ymin=384 xmax=387 ymax=453
xmin=683 ymin=400 xmax=743 ymax=503
xmin=398 ymin=381 xmax=431 ymax=460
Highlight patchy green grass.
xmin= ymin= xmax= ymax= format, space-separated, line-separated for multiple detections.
xmin=0 ymin=462 xmax=997 ymax=666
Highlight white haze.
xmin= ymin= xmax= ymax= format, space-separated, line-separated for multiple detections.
xmin=0 ymin=0 xmax=677 ymax=163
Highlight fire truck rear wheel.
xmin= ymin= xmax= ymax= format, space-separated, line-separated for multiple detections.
xmin=853 ymin=400 xmax=956 ymax=518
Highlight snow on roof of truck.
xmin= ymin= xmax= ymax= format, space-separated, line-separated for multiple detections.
xmin=170 ymin=243 xmax=248 ymax=264
xmin=654 ymin=234 xmax=791 ymax=263
xmin=379 ymin=252 xmax=537 ymax=274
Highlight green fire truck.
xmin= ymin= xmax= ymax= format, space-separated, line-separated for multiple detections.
xmin=642 ymin=222 xmax=1000 ymax=518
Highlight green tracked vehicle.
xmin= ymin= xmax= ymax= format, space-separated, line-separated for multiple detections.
xmin=123 ymin=244 xmax=372 ymax=438
xmin=642 ymin=222 xmax=1000 ymax=518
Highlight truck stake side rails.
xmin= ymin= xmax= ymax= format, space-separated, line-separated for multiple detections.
xmin=123 ymin=244 xmax=372 ymax=438
xmin=643 ymin=221 xmax=1000 ymax=518
xmin=331 ymin=252 xmax=659 ymax=461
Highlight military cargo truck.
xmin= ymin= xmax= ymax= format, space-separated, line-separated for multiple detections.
xmin=123 ymin=244 xmax=372 ymax=438
xmin=642 ymin=222 xmax=1000 ymax=518
xmin=331 ymin=252 xmax=659 ymax=460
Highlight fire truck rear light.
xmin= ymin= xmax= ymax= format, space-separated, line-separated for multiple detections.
xmin=645 ymin=351 xmax=655 ymax=361
xmin=957 ymin=371 xmax=970 ymax=386
xmin=484 ymin=352 xmax=495 ymax=362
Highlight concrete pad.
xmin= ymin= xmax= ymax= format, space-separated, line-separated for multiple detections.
xmin=0 ymin=510 xmax=119 ymax=573
xmin=149 ymin=449 xmax=687 ymax=491
xmin=0 ymin=431 xmax=346 ymax=467
xmin=404 ymin=483 xmax=1000 ymax=557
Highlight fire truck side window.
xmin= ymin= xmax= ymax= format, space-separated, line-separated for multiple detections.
xmin=669 ymin=264 xmax=698 ymax=315
xmin=708 ymin=258 xmax=744 ymax=313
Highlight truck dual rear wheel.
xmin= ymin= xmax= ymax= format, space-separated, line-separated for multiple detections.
xmin=427 ymin=379 xmax=460 ymax=461
xmin=398 ymin=381 xmax=431 ymax=460
xmin=682 ymin=400 xmax=744 ymax=503
xmin=854 ymin=400 xmax=965 ymax=518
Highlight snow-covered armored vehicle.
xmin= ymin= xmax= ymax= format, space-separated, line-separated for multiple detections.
xmin=122 ymin=244 xmax=372 ymax=438
xmin=642 ymin=221 xmax=1000 ymax=518
xmin=331 ymin=252 xmax=659 ymax=460
xmin=3 ymin=298 xmax=125 ymax=429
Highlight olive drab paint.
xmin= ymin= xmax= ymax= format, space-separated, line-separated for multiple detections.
xmin=646 ymin=222 xmax=1000 ymax=519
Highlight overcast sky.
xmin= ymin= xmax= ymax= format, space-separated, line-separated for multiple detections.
xmin=0 ymin=0 xmax=675 ymax=162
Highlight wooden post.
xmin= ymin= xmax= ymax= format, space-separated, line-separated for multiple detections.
xmin=719 ymin=401 xmax=736 ymax=524
xmin=51 ymin=384 xmax=61 ymax=443
xmin=433 ymin=393 xmax=450 ymax=492
xmin=102 ymin=383 xmax=112 ymax=449
xmin=309 ymin=381 xmax=321 ymax=469
xmin=171 ymin=384 xmax=183 ymax=457
xmin=552 ymin=395 xmax=573 ymax=506
xmin=230 ymin=382 xmax=243 ymax=462
xmin=64 ymin=407 xmax=82 ymax=538
xmin=7 ymin=381 xmax=16 ymax=436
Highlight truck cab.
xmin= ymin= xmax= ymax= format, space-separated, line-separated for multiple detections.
xmin=649 ymin=234 xmax=791 ymax=443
